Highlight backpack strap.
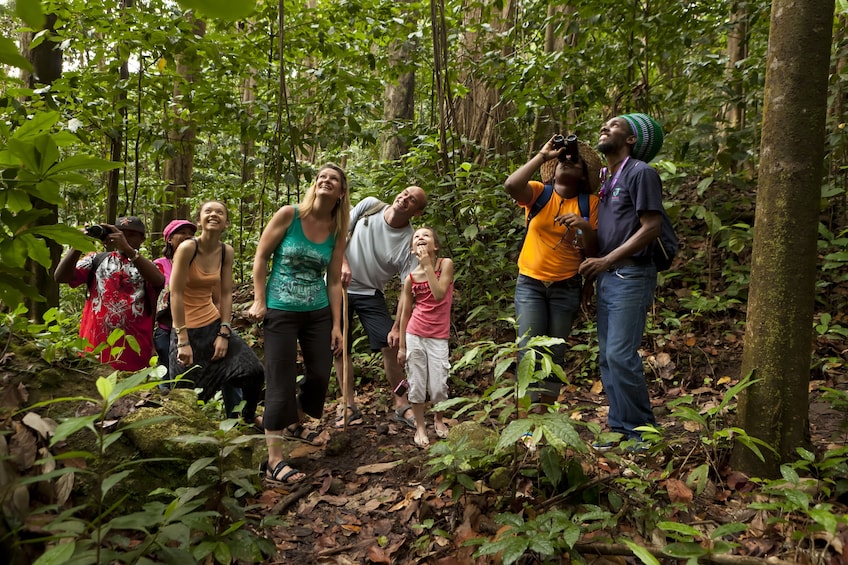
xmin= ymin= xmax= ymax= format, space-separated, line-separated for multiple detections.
xmin=86 ymin=252 xmax=110 ymax=292
xmin=526 ymin=184 xmax=554 ymax=227
xmin=577 ymin=192 xmax=589 ymax=221
xmin=220 ymin=242 xmax=226 ymax=277
xmin=350 ymin=201 xmax=388 ymax=236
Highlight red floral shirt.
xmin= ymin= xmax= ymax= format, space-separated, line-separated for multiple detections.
xmin=68 ymin=252 xmax=157 ymax=371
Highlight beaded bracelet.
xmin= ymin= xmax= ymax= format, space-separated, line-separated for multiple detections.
xmin=177 ymin=342 xmax=190 ymax=348
xmin=216 ymin=332 xmax=231 ymax=340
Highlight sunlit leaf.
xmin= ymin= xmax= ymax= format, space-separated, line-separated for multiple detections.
xmin=176 ymin=0 xmax=256 ymax=20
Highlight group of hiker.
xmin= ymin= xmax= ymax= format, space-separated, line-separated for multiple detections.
xmin=55 ymin=112 xmax=669 ymax=483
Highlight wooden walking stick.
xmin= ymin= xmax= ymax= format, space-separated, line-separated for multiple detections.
xmin=342 ymin=290 xmax=349 ymax=433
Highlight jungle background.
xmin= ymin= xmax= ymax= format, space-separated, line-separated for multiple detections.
xmin=1 ymin=0 xmax=848 ymax=563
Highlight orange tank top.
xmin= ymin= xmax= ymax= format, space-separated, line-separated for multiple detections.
xmin=184 ymin=259 xmax=221 ymax=328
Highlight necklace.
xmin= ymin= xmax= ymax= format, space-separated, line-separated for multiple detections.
xmin=538 ymin=192 xmax=578 ymax=251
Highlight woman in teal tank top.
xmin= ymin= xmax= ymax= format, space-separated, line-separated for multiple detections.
xmin=248 ymin=163 xmax=350 ymax=485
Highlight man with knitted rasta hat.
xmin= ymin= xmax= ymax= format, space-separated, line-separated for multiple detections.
xmin=579 ymin=113 xmax=665 ymax=446
xmin=505 ymin=134 xmax=602 ymax=410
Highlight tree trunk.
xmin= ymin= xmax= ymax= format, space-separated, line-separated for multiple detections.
xmin=20 ymin=13 xmax=62 ymax=322
xmin=453 ymin=0 xmax=516 ymax=161
xmin=162 ymin=15 xmax=206 ymax=224
xmin=828 ymin=16 xmax=847 ymax=182
xmin=380 ymin=16 xmax=416 ymax=162
xmin=723 ymin=1 xmax=748 ymax=132
xmin=731 ymin=0 xmax=835 ymax=478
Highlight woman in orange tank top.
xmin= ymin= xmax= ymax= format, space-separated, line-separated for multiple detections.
xmin=168 ymin=200 xmax=264 ymax=422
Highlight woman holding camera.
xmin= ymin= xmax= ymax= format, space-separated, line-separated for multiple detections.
xmin=504 ymin=135 xmax=601 ymax=411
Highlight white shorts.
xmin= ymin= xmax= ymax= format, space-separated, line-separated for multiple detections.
xmin=405 ymin=333 xmax=450 ymax=405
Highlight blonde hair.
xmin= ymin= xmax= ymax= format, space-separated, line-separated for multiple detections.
xmin=298 ymin=163 xmax=350 ymax=240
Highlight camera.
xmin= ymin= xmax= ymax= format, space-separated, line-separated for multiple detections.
xmin=552 ymin=134 xmax=580 ymax=163
xmin=84 ymin=224 xmax=113 ymax=241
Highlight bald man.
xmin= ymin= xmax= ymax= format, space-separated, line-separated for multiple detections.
xmin=334 ymin=187 xmax=427 ymax=430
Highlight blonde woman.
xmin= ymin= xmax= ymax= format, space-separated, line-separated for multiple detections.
xmin=248 ymin=164 xmax=350 ymax=485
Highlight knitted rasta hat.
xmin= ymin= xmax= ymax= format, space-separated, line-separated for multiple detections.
xmin=618 ymin=113 xmax=664 ymax=163
xmin=540 ymin=141 xmax=603 ymax=192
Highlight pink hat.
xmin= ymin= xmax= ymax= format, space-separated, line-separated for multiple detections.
xmin=163 ymin=219 xmax=197 ymax=240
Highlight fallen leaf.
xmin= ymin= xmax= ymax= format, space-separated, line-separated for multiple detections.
xmin=388 ymin=485 xmax=426 ymax=512
xmin=654 ymin=352 xmax=672 ymax=367
xmin=355 ymin=461 xmax=402 ymax=475
xmin=666 ymin=478 xmax=693 ymax=504
xmin=23 ymin=412 xmax=57 ymax=440
xmin=683 ymin=420 xmax=702 ymax=432
xmin=590 ymin=380 xmax=604 ymax=395
xmin=366 ymin=544 xmax=392 ymax=564
xmin=55 ymin=472 xmax=74 ymax=506
xmin=9 ymin=424 xmax=37 ymax=470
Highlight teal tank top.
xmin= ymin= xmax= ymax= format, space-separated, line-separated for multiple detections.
xmin=266 ymin=208 xmax=336 ymax=312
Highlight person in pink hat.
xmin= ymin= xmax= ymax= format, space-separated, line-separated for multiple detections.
xmin=153 ymin=219 xmax=197 ymax=390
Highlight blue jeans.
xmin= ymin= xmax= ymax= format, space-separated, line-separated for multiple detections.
xmin=596 ymin=264 xmax=658 ymax=439
xmin=514 ymin=274 xmax=581 ymax=401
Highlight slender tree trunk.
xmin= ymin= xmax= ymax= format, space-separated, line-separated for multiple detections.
xmin=106 ymin=54 xmax=129 ymax=221
xmin=163 ymin=14 xmax=205 ymax=223
xmin=721 ymin=1 xmax=749 ymax=173
xmin=723 ymin=1 xmax=748 ymax=132
xmin=20 ymin=13 xmax=62 ymax=322
xmin=731 ymin=0 xmax=835 ymax=478
xmin=238 ymin=31 xmax=258 ymax=281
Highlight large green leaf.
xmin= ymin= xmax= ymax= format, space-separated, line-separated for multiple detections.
xmin=176 ymin=0 xmax=256 ymax=20
xmin=16 ymin=0 xmax=46 ymax=29
xmin=29 ymin=225 xmax=98 ymax=251
xmin=34 ymin=134 xmax=60 ymax=175
xmin=13 ymin=111 xmax=59 ymax=139
xmin=33 ymin=541 xmax=75 ymax=565
xmin=21 ymin=234 xmax=52 ymax=268
xmin=47 ymin=154 xmax=122 ymax=174
xmin=0 ymin=37 xmax=32 ymax=71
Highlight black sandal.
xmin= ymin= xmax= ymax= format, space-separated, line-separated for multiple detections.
xmin=334 ymin=404 xmax=363 ymax=428
xmin=260 ymin=459 xmax=304 ymax=485
xmin=285 ymin=424 xmax=323 ymax=446
xmin=241 ymin=415 xmax=264 ymax=433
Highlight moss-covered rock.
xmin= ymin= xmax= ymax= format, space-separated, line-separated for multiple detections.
xmin=446 ymin=421 xmax=498 ymax=450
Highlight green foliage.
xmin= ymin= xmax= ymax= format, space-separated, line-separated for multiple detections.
xmin=175 ymin=0 xmax=256 ymax=20
xmin=467 ymin=506 xmax=612 ymax=565
xmin=653 ymin=373 xmax=776 ymax=473
xmin=0 ymin=110 xmax=118 ymax=304
xmin=4 ymin=368 xmax=273 ymax=564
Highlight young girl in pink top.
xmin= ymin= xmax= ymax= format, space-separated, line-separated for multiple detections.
xmin=397 ymin=227 xmax=454 ymax=448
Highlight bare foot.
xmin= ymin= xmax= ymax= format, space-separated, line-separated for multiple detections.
xmin=413 ymin=430 xmax=430 ymax=448
xmin=434 ymin=422 xmax=449 ymax=439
